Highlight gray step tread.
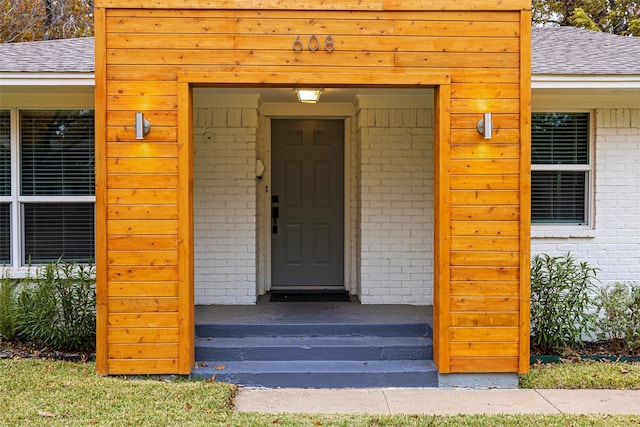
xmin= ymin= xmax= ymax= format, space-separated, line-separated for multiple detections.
xmin=196 ymin=336 xmax=431 ymax=347
xmin=195 ymin=323 xmax=431 ymax=338
xmin=191 ymin=360 xmax=439 ymax=387
xmin=193 ymin=359 xmax=437 ymax=374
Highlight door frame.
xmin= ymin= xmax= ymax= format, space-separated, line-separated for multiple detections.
xmin=261 ymin=105 xmax=355 ymax=294
xmin=176 ymin=70 xmax=452 ymax=374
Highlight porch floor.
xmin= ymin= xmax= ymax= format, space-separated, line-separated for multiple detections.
xmin=195 ymin=296 xmax=433 ymax=326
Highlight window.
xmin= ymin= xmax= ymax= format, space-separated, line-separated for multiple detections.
xmin=0 ymin=110 xmax=9 ymax=196
xmin=1 ymin=109 xmax=95 ymax=266
xmin=531 ymin=112 xmax=591 ymax=225
xmin=23 ymin=203 xmax=95 ymax=263
xmin=21 ymin=110 xmax=95 ymax=196
xmin=0 ymin=110 xmax=10 ymax=264
xmin=0 ymin=204 xmax=8 ymax=264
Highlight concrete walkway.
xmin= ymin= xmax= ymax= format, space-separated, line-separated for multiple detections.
xmin=235 ymin=388 xmax=640 ymax=415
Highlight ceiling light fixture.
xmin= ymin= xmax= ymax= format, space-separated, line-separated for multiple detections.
xmin=295 ymin=88 xmax=323 ymax=104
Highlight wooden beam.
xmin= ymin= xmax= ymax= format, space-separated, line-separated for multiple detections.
xmin=177 ymin=82 xmax=195 ymax=374
xmin=178 ymin=70 xmax=451 ymax=86
xmin=94 ymin=6 xmax=109 ymax=376
xmin=434 ymin=84 xmax=451 ymax=373
xmin=518 ymin=9 xmax=532 ymax=375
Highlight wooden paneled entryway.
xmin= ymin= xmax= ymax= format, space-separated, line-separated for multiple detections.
xmin=94 ymin=0 xmax=531 ymax=377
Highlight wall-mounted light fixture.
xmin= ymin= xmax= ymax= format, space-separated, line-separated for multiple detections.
xmin=477 ymin=112 xmax=492 ymax=140
xmin=135 ymin=112 xmax=151 ymax=140
xmin=295 ymin=88 xmax=323 ymax=104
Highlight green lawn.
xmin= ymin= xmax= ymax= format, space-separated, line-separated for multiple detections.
xmin=520 ymin=360 xmax=640 ymax=390
xmin=1 ymin=359 xmax=639 ymax=426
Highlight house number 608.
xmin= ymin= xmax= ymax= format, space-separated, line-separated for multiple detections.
xmin=292 ymin=35 xmax=335 ymax=52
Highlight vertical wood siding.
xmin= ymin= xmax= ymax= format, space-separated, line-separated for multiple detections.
xmin=95 ymin=1 xmax=530 ymax=375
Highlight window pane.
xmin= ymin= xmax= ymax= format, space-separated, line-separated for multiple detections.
xmin=23 ymin=203 xmax=95 ymax=264
xmin=531 ymin=171 xmax=586 ymax=224
xmin=0 ymin=110 xmax=9 ymax=196
xmin=0 ymin=203 xmax=9 ymax=264
xmin=20 ymin=110 xmax=94 ymax=196
xmin=531 ymin=113 xmax=589 ymax=165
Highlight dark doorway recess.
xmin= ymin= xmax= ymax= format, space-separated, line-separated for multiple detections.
xmin=269 ymin=290 xmax=351 ymax=302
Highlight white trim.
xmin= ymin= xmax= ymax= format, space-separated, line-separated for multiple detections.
xmin=532 ymin=74 xmax=640 ymax=89
xmin=10 ymin=108 xmax=19 ymax=269
xmin=1 ymin=89 xmax=94 ymax=109
xmin=531 ymin=164 xmax=591 ymax=172
xmin=3 ymin=73 xmax=640 ymax=89
xmin=263 ymin=118 xmax=272 ymax=293
xmin=532 ymin=93 xmax=640 ymax=110
xmin=17 ymin=196 xmax=96 ymax=203
xmin=0 ymin=73 xmax=95 ymax=86
xmin=261 ymin=103 xmax=355 ymax=117
xmin=343 ymin=117 xmax=352 ymax=295
xmin=192 ymin=92 xmax=261 ymax=109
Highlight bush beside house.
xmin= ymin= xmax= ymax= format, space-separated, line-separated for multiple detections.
xmin=0 ymin=261 xmax=95 ymax=352
xmin=531 ymin=253 xmax=640 ymax=356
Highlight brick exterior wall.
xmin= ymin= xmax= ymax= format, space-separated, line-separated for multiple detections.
xmin=355 ymin=94 xmax=435 ymax=304
xmin=192 ymin=91 xmax=435 ymax=305
xmin=193 ymin=95 xmax=260 ymax=304
xmin=531 ymin=109 xmax=640 ymax=285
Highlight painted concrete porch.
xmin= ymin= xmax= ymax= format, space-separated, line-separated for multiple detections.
xmin=192 ymin=298 xmax=437 ymax=387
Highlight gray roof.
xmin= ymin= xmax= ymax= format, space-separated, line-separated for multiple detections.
xmin=0 ymin=27 xmax=639 ymax=75
xmin=0 ymin=37 xmax=94 ymax=73
xmin=532 ymin=26 xmax=640 ymax=75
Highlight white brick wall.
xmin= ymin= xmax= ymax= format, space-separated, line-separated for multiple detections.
xmin=193 ymin=94 xmax=260 ymax=304
xmin=356 ymin=94 xmax=435 ymax=305
xmin=192 ymin=91 xmax=436 ymax=305
xmin=531 ymin=109 xmax=640 ymax=285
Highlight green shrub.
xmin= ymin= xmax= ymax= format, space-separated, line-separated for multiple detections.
xmin=13 ymin=261 xmax=96 ymax=352
xmin=594 ymin=282 xmax=640 ymax=354
xmin=0 ymin=272 xmax=19 ymax=340
xmin=530 ymin=253 xmax=598 ymax=354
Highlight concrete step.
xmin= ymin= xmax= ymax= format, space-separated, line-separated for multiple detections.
xmin=193 ymin=305 xmax=436 ymax=387
xmin=195 ymin=335 xmax=433 ymax=361
xmin=195 ymin=322 xmax=432 ymax=338
xmin=191 ymin=360 xmax=439 ymax=388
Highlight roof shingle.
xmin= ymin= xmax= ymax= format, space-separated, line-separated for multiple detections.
xmin=532 ymin=27 xmax=640 ymax=75
xmin=0 ymin=37 xmax=94 ymax=73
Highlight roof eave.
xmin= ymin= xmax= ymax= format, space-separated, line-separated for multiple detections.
xmin=0 ymin=72 xmax=95 ymax=86
xmin=532 ymin=74 xmax=640 ymax=89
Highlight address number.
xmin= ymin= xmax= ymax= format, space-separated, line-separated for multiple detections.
xmin=292 ymin=35 xmax=335 ymax=52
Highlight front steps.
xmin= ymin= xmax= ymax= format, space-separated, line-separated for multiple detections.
xmin=191 ymin=303 xmax=438 ymax=388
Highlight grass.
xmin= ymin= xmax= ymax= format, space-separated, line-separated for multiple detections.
xmin=2 ymin=359 xmax=640 ymax=426
xmin=520 ymin=359 xmax=640 ymax=390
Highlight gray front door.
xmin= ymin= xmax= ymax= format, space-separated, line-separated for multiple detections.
xmin=271 ymin=119 xmax=344 ymax=288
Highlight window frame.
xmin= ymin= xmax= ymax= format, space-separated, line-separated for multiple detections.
xmin=1 ymin=107 xmax=96 ymax=269
xmin=531 ymin=109 xmax=595 ymax=229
